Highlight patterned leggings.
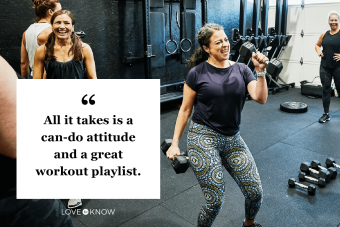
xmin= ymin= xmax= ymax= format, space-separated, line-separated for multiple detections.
xmin=187 ymin=121 xmax=263 ymax=227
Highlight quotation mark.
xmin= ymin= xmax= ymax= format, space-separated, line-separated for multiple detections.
xmin=82 ymin=94 xmax=95 ymax=105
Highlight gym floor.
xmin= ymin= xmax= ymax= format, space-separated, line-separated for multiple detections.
xmin=63 ymin=87 xmax=340 ymax=227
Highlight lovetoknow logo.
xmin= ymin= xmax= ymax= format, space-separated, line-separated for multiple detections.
xmin=62 ymin=209 xmax=115 ymax=216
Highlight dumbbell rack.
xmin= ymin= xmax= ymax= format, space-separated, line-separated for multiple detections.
xmin=123 ymin=0 xmax=209 ymax=103
xmin=231 ymin=0 xmax=295 ymax=95
xmin=266 ymin=28 xmax=295 ymax=95
xmin=266 ymin=0 xmax=295 ymax=94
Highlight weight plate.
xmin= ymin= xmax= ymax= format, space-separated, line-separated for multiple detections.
xmin=280 ymin=102 xmax=308 ymax=113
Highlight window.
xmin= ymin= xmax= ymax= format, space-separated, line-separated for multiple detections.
xmin=305 ymin=0 xmax=340 ymax=3
xmin=269 ymin=0 xmax=340 ymax=6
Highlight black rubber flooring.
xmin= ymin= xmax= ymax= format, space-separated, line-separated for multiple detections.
xmin=64 ymin=88 xmax=340 ymax=227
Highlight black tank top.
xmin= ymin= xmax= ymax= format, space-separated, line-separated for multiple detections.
xmin=321 ymin=30 xmax=340 ymax=68
xmin=45 ymin=58 xmax=87 ymax=79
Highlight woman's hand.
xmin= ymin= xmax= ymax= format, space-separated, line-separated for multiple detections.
xmin=333 ymin=53 xmax=340 ymax=61
xmin=166 ymin=145 xmax=181 ymax=161
xmin=315 ymin=32 xmax=325 ymax=57
xmin=252 ymin=52 xmax=268 ymax=72
xmin=318 ymin=50 xmax=324 ymax=57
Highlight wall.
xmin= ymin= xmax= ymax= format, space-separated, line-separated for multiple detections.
xmin=268 ymin=2 xmax=339 ymax=86
xmin=0 ymin=0 xmax=253 ymax=83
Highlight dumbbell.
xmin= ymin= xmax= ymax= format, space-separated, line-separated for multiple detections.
xmin=311 ymin=160 xmax=337 ymax=179
xmin=300 ymin=162 xmax=331 ymax=183
xmin=325 ymin=157 xmax=340 ymax=170
xmin=239 ymin=41 xmax=283 ymax=77
xmin=288 ymin=178 xmax=316 ymax=196
xmin=160 ymin=139 xmax=189 ymax=174
xmin=298 ymin=172 xmax=326 ymax=187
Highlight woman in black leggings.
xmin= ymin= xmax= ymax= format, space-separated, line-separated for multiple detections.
xmin=315 ymin=10 xmax=340 ymax=123
xmin=166 ymin=23 xmax=267 ymax=227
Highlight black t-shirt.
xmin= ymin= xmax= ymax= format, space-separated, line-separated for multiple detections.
xmin=185 ymin=61 xmax=255 ymax=136
xmin=321 ymin=30 xmax=340 ymax=68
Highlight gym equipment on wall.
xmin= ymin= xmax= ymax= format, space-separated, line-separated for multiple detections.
xmin=246 ymin=0 xmax=262 ymax=49
xmin=150 ymin=12 xmax=166 ymax=68
xmin=150 ymin=0 xmax=164 ymax=8
xmin=267 ymin=0 xmax=291 ymax=60
xmin=166 ymin=0 xmax=178 ymax=55
xmin=123 ymin=0 xmax=156 ymax=78
xmin=185 ymin=0 xmax=196 ymax=10
xmin=231 ymin=0 xmax=269 ymax=62
xmin=142 ymin=0 xmax=154 ymax=79
xmin=122 ymin=0 xmax=207 ymax=102
xmin=201 ymin=0 xmax=208 ymax=25
xmin=180 ymin=0 xmax=195 ymax=64
xmin=179 ymin=0 xmax=192 ymax=53
xmin=161 ymin=0 xmax=199 ymax=103
xmin=258 ymin=0 xmax=269 ymax=52
xmin=230 ymin=0 xmax=248 ymax=62
xmin=266 ymin=0 xmax=295 ymax=94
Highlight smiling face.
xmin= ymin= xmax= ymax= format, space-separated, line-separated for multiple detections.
xmin=52 ymin=14 xmax=74 ymax=40
xmin=203 ymin=29 xmax=230 ymax=62
xmin=329 ymin=14 xmax=339 ymax=31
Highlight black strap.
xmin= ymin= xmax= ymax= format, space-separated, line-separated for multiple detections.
xmin=180 ymin=0 xmax=192 ymax=53
xmin=165 ymin=0 xmax=178 ymax=55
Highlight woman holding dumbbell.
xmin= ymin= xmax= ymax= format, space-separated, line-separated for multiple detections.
xmin=166 ymin=23 xmax=267 ymax=227
xmin=33 ymin=10 xmax=97 ymax=79
xmin=315 ymin=10 xmax=340 ymax=123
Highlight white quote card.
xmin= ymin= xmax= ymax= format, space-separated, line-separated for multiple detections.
xmin=17 ymin=80 xmax=160 ymax=199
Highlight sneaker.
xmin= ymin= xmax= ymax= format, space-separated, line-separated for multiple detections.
xmin=68 ymin=199 xmax=82 ymax=209
xmin=319 ymin=113 xmax=330 ymax=123
xmin=242 ymin=221 xmax=262 ymax=227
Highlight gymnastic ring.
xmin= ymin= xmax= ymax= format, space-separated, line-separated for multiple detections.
xmin=180 ymin=38 xmax=192 ymax=53
xmin=166 ymin=40 xmax=178 ymax=55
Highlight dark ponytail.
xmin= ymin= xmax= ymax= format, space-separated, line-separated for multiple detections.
xmin=188 ymin=23 xmax=224 ymax=70
xmin=44 ymin=32 xmax=56 ymax=62
xmin=188 ymin=47 xmax=209 ymax=70
xmin=70 ymin=32 xmax=83 ymax=61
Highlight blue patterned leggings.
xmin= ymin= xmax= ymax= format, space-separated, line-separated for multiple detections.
xmin=187 ymin=121 xmax=263 ymax=227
